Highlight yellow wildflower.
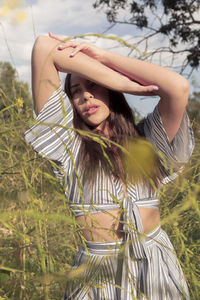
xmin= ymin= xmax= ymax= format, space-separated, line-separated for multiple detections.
xmin=0 ymin=0 xmax=26 ymax=24
xmin=14 ymin=10 xmax=26 ymax=23
xmin=1 ymin=0 xmax=21 ymax=10
xmin=16 ymin=97 xmax=23 ymax=108
xmin=0 ymin=5 xmax=9 ymax=17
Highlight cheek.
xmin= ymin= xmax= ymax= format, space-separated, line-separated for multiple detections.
xmin=106 ymin=109 xmax=111 ymax=120
xmin=97 ymin=91 xmax=110 ymax=107
xmin=102 ymin=98 xmax=110 ymax=115
xmin=104 ymin=103 xmax=110 ymax=115
xmin=72 ymin=104 xmax=82 ymax=121
xmin=98 ymin=104 xmax=110 ymax=122
xmin=73 ymin=101 xmax=82 ymax=115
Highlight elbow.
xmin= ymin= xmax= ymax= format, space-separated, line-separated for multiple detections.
xmin=177 ymin=77 xmax=190 ymax=106
xmin=32 ymin=35 xmax=49 ymax=53
xmin=34 ymin=35 xmax=44 ymax=45
xmin=32 ymin=35 xmax=58 ymax=55
xmin=182 ymin=77 xmax=190 ymax=95
xmin=32 ymin=36 xmax=46 ymax=62
xmin=32 ymin=35 xmax=58 ymax=64
xmin=182 ymin=78 xmax=190 ymax=105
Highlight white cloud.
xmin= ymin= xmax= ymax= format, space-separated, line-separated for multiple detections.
xmin=0 ymin=0 xmax=194 ymax=84
xmin=0 ymin=0 xmax=198 ymax=116
xmin=30 ymin=0 xmax=106 ymax=34
xmin=0 ymin=0 xmax=107 ymax=87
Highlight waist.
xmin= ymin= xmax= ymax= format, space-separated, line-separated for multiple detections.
xmin=84 ymin=240 xmax=125 ymax=255
xmin=70 ymin=203 xmax=121 ymax=217
xmin=76 ymin=208 xmax=124 ymax=242
xmin=80 ymin=225 xmax=162 ymax=255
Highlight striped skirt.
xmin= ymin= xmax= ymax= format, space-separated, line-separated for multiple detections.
xmin=64 ymin=226 xmax=190 ymax=300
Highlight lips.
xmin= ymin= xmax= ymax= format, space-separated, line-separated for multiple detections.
xmin=85 ymin=104 xmax=99 ymax=115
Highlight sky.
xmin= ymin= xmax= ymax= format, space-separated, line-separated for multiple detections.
xmin=0 ymin=0 xmax=198 ymax=116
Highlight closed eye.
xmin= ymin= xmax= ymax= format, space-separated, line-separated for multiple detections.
xmin=71 ymin=88 xmax=81 ymax=97
xmin=88 ymin=81 xmax=97 ymax=88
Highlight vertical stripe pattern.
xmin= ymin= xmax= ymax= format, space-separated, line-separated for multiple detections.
xmin=24 ymin=86 xmax=194 ymax=299
xmin=64 ymin=227 xmax=190 ymax=300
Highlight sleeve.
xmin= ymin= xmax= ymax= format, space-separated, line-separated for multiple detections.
xmin=143 ymin=104 xmax=194 ymax=174
xmin=24 ymin=85 xmax=75 ymax=164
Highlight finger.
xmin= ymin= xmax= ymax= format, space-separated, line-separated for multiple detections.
xmin=135 ymin=85 xmax=159 ymax=96
xmin=49 ymin=32 xmax=72 ymax=44
xmin=49 ymin=32 xmax=63 ymax=42
xmin=152 ymin=85 xmax=159 ymax=91
xmin=139 ymin=85 xmax=159 ymax=92
xmin=148 ymin=85 xmax=159 ymax=91
xmin=69 ymin=44 xmax=86 ymax=57
xmin=57 ymin=41 xmax=79 ymax=50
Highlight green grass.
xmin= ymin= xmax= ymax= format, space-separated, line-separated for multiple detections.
xmin=0 ymin=92 xmax=200 ymax=299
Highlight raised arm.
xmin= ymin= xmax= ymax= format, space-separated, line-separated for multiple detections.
xmin=50 ymin=35 xmax=189 ymax=143
xmin=101 ymin=51 xmax=189 ymax=142
xmin=32 ymin=36 xmax=157 ymax=114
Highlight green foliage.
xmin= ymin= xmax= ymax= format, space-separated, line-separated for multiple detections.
xmin=93 ymin=0 xmax=200 ymax=70
xmin=0 ymin=61 xmax=32 ymax=121
xmin=0 ymin=63 xmax=77 ymax=299
xmin=159 ymin=131 xmax=200 ymax=299
xmin=187 ymin=90 xmax=200 ymax=125
xmin=0 ymin=62 xmax=200 ymax=299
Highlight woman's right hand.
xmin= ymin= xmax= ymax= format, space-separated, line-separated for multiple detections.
xmin=49 ymin=32 xmax=107 ymax=64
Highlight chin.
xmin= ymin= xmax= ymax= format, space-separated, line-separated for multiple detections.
xmin=87 ymin=119 xmax=105 ymax=128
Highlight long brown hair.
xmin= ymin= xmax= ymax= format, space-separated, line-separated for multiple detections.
xmin=64 ymin=74 xmax=161 ymax=186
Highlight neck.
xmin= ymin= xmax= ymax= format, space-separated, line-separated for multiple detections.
xmin=95 ymin=121 xmax=110 ymax=137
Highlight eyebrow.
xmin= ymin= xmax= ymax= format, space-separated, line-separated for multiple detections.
xmin=71 ymin=83 xmax=80 ymax=89
xmin=71 ymin=80 xmax=93 ymax=90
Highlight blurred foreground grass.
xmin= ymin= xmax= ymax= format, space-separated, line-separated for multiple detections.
xmin=0 ymin=85 xmax=200 ymax=299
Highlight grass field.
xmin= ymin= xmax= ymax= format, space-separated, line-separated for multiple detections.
xmin=0 ymin=83 xmax=200 ymax=299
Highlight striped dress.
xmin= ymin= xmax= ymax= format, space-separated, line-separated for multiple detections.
xmin=24 ymin=85 xmax=194 ymax=300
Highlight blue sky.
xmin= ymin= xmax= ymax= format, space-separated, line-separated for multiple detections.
xmin=0 ymin=0 xmax=198 ymax=116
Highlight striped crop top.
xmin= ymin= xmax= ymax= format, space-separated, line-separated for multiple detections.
xmin=24 ymin=85 xmax=194 ymax=217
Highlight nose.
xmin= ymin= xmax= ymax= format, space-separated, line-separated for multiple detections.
xmin=83 ymin=91 xmax=93 ymax=102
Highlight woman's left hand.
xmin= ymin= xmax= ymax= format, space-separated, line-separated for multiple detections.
xmin=49 ymin=33 xmax=159 ymax=96
xmin=49 ymin=32 xmax=107 ymax=63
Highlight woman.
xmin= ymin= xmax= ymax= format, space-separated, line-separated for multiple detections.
xmin=25 ymin=33 xmax=194 ymax=299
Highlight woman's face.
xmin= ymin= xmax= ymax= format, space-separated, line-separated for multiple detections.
xmin=70 ymin=75 xmax=110 ymax=131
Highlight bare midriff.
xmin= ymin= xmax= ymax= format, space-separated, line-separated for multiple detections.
xmin=76 ymin=207 xmax=160 ymax=242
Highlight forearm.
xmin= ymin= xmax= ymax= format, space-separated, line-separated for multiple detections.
xmin=53 ymin=49 xmax=136 ymax=93
xmin=36 ymin=36 xmax=138 ymax=93
xmin=53 ymin=47 xmax=157 ymax=97
xmin=32 ymin=36 xmax=140 ymax=112
xmin=32 ymin=36 xmax=162 ymax=113
xmin=102 ymin=51 xmax=189 ymax=103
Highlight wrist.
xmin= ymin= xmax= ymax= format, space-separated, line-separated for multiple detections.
xmin=99 ymin=49 xmax=112 ymax=66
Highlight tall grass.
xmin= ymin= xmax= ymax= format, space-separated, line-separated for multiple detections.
xmin=159 ymin=122 xmax=200 ymax=299
xmin=0 ymin=99 xmax=76 ymax=299
xmin=0 ymin=1 xmax=199 ymax=297
xmin=0 ymin=86 xmax=199 ymax=299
